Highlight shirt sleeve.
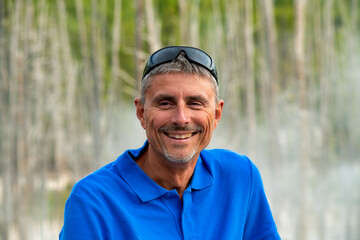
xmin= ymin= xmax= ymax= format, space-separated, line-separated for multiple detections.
xmin=243 ymin=160 xmax=281 ymax=240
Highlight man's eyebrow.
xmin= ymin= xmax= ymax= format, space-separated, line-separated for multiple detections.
xmin=152 ymin=94 xmax=176 ymax=104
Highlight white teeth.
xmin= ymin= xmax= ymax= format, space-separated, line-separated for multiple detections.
xmin=167 ymin=133 xmax=193 ymax=139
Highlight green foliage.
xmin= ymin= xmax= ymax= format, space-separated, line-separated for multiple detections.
xmin=274 ymin=0 xmax=294 ymax=33
xmin=65 ymin=1 xmax=83 ymax=60
xmin=153 ymin=0 xmax=181 ymax=45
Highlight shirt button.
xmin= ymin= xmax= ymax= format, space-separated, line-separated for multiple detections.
xmin=165 ymin=192 xmax=173 ymax=198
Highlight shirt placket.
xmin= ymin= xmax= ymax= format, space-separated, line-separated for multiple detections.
xmin=181 ymin=188 xmax=198 ymax=240
xmin=160 ymin=190 xmax=183 ymax=239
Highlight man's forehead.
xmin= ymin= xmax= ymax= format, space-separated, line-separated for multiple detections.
xmin=150 ymin=74 xmax=213 ymax=90
xmin=149 ymin=72 xmax=214 ymax=88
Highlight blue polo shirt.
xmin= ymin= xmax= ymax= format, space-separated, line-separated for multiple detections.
xmin=60 ymin=143 xmax=280 ymax=239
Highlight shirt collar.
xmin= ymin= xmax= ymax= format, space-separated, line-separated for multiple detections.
xmin=189 ymin=153 xmax=214 ymax=191
xmin=116 ymin=142 xmax=213 ymax=202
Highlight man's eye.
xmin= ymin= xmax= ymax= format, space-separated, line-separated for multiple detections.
xmin=188 ymin=101 xmax=203 ymax=108
xmin=158 ymin=101 xmax=173 ymax=108
xmin=159 ymin=101 xmax=170 ymax=105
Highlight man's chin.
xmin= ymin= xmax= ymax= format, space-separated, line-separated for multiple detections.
xmin=162 ymin=149 xmax=197 ymax=164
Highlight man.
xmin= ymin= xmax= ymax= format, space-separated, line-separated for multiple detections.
xmin=60 ymin=46 xmax=280 ymax=239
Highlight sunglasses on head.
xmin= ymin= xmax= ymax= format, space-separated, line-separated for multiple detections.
xmin=141 ymin=46 xmax=218 ymax=84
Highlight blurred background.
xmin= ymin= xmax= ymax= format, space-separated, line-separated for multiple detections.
xmin=0 ymin=0 xmax=359 ymax=239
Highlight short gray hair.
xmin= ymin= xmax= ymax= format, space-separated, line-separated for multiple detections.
xmin=140 ymin=52 xmax=219 ymax=104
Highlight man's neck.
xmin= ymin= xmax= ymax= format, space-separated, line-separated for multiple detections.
xmin=136 ymin=149 xmax=198 ymax=200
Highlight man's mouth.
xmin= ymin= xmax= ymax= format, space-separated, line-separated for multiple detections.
xmin=165 ymin=132 xmax=197 ymax=139
xmin=160 ymin=125 xmax=202 ymax=140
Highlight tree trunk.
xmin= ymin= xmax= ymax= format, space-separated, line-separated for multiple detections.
xmin=222 ymin=0 xmax=241 ymax=136
xmin=295 ymin=0 xmax=310 ymax=239
xmin=110 ymin=0 xmax=122 ymax=100
xmin=178 ymin=0 xmax=188 ymax=45
xmin=57 ymin=0 xmax=76 ymax=172
xmin=319 ymin=0 xmax=333 ymax=169
xmin=144 ymin=0 xmax=160 ymax=52
xmin=244 ymin=0 xmax=256 ymax=157
xmin=0 ymin=1 xmax=9 ymax=238
xmin=134 ymin=0 xmax=144 ymax=90
xmin=259 ymin=0 xmax=280 ymax=165
xmin=189 ymin=0 xmax=200 ymax=46
xmin=90 ymin=0 xmax=102 ymax=168
xmin=8 ymin=2 xmax=22 ymax=239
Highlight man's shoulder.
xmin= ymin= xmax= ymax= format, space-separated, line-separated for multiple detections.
xmin=200 ymin=148 xmax=256 ymax=176
xmin=201 ymin=148 xmax=251 ymax=164
xmin=71 ymin=160 xmax=119 ymax=196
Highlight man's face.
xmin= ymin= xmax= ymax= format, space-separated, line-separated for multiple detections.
xmin=135 ymin=72 xmax=223 ymax=164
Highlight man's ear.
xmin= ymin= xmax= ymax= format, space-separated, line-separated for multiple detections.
xmin=214 ymin=99 xmax=224 ymax=128
xmin=134 ymin=97 xmax=146 ymax=129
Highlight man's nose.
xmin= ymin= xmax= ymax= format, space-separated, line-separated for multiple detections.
xmin=171 ymin=104 xmax=190 ymax=126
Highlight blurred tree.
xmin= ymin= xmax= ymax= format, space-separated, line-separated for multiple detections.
xmin=244 ymin=0 xmax=256 ymax=156
xmin=294 ymin=0 xmax=310 ymax=239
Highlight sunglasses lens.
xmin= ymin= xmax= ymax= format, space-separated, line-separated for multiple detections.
xmin=142 ymin=46 xmax=218 ymax=84
xmin=186 ymin=50 xmax=212 ymax=68
xmin=150 ymin=48 xmax=179 ymax=66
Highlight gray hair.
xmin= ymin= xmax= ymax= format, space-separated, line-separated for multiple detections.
xmin=140 ymin=52 xmax=219 ymax=104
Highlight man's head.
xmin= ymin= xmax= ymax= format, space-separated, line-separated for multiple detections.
xmin=135 ymin=46 xmax=224 ymax=165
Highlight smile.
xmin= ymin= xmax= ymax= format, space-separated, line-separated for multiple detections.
xmin=164 ymin=132 xmax=197 ymax=139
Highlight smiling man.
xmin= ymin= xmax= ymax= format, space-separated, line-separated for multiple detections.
xmin=60 ymin=46 xmax=281 ymax=240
